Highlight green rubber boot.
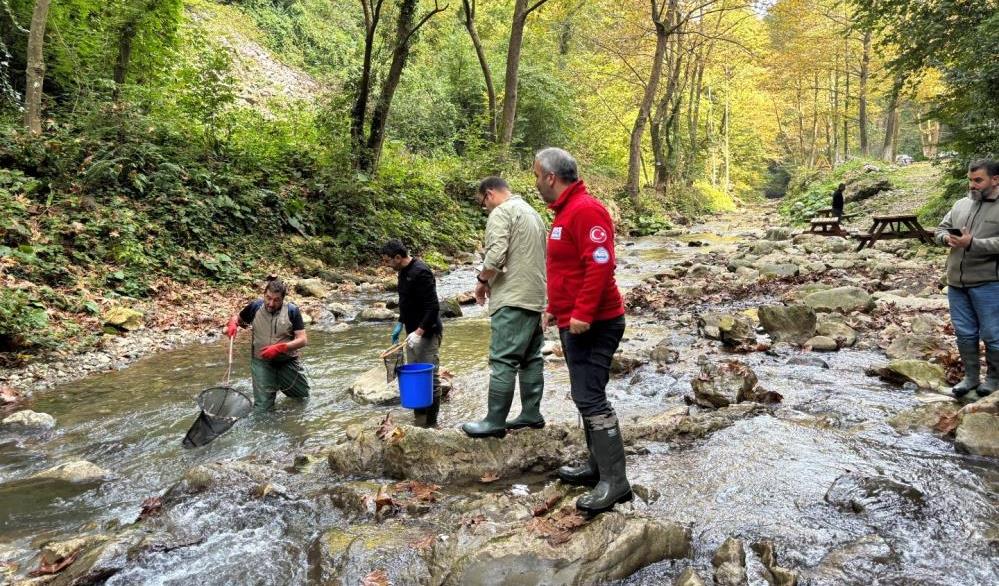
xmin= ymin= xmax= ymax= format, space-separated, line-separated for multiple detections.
xmin=506 ymin=367 xmax=545 ymax=430
xmin=951 ymin=342 xmax=981 ymax=398
xmin=461 ymin=388 xmax=513 ymax=438
xmin=978 ymin=347 xmax=999 ymax=396
xmin=576 ymin=414 xmax=632 ymax=516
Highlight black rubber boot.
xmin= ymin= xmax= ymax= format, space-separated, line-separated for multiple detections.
xmin=576 ymin=414 xmax=632 ymax=516
xmin=461 ymin=388 xmax=512 ymax=438
xmin=557 ymin=424 xmax=597 ymax=486
xmin=979 ymin=347 xmax=999 ymax=396
xmin=952 ymin=342 xmax=981 ymax=398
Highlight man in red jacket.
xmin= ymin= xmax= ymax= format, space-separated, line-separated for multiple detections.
xmin=534 ymin=147 xmax=631 ymax=516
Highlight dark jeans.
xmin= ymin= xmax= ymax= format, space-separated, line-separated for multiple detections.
xmin=559 ymin=316 xmax=625 ymax=418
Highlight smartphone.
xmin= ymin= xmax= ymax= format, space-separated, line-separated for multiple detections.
xmin=947 ymin=228 xmax=964 ymax=236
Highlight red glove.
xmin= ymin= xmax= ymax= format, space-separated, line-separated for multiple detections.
xmin=225 ymin=316 xmax=239 ymax=339
xmin=259 ymin=343 xmax=288 ymax=360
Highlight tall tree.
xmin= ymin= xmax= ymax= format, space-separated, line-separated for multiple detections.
xmin=460 ymin=0 xmax=497 ymax=140
xmin=23 ymin=0 xmax=50 ymax=134
xmin=497 ymin=0 xmax=552 ymax=148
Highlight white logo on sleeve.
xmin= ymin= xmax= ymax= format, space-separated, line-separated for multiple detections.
xmin=551 ymin=226 xmax=563 ymax=240
xmin=589 ymin=226 xmax=608 ymax=243
xmin=593 ymin=247 xmax=610 ymax=264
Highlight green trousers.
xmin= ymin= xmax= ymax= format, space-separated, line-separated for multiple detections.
xmin=489 ymin=306 xmax=544 ymax=406
xmin=250 ymin=357 xmax=310 ymax=413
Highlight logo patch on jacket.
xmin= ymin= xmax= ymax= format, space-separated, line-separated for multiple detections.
xmin=593 ymin=247 xmax=610 ymax=264
xmin=589 ymin=226 xmax=608 ymax=243
xmin=551 ymin=226 xmax=563 ymax=240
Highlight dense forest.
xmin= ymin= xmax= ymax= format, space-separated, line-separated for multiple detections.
xmin=1 ymin=0 xmax=998 ymax=354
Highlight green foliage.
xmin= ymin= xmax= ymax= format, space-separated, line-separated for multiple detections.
xmin=778 ymin=159 xmax=874 ymax=223
xmin=0 ymin=288 xmax=51 ymax=351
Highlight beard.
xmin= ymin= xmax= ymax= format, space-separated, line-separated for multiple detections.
xmin=971 ymin=185 xmax=998 ymax=201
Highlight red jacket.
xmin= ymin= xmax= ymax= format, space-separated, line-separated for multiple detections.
xmin=546 ymin=180 xmax=625 ymax=328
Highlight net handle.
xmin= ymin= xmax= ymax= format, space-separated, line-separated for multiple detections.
xmin=223 ymin=336 xmax=234 ymax=386
xmin=379 ymin=341 xmax=407 ymax=359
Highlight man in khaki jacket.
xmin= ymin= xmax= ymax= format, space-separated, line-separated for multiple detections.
xmin=462 ymin=177 xmax=548 ymax=438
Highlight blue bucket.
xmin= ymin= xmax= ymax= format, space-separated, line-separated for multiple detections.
xmin=397 ymin=363 xmax=434 ymax=409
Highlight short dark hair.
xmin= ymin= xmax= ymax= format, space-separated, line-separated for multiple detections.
xmin=478 ymin=176 xmax=510 ymax=195
xmin=264 ymin=274 xmax=288 ymax=297
xmin=380 ymin=239 xmax=408 ymax=258
xmin=969 ymin=159 xmax=999 ymax=177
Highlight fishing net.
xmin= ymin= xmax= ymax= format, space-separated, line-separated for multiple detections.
xmin=181 ymin=385 xmax=253 ymax=449
xmin=382 ymin=342 xmax=406 ymax=383
xmin=182 ymin=338 xmax=253 ymax=449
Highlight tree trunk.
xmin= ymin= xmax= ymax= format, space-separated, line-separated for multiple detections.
xmin=350 ymin=0 xmax=384 ymax=163
xmin=881 ymin=79 xmax=902 ymax=162
xmin=626 ymin=16 xmax=669 ymax=205
xmin=809 ymin=71 xmax=819 ymax=167
xmin=498 ymin=0 xmax=550 ymax=148
xmin=360 ymin=0 xmax=418 ymax=173
xmin=858 ymin=30 xmax=871 ymax=157
xmin=113 ymin=21 xmax=137 ymax=99
xmin=842 ymin=39 xmax=850 ymax=161
xmin=461 ymin=0 xmax=497 ymax=141
xmin=24 ymin=0 xmax=51 ymax=135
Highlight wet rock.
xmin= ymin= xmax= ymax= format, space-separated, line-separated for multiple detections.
xmin=954 ymin=413 xmax=999 ymax=457
xmin=885 ymin=335 xmax=946 ymax=360
xmin=844 ymin=177 xmax=891 ymax=203
xmin=455 ymin=513 xmax=690 ymax=585
xmin=0 ymin=385 xmax=24 ymax=406
xmin=963 ymin=393 xmax=999 ymax=416
xmin=764 ymin=227 xmax=793 ymax=241
xmin=786 ymin=355 xmax=829 ymax=368
xmin=650 ymin=340 xmax=679 ymax=365
xmin=758 ymin=304 xmax=816 ymax=345
xmin=348 ymin=366 xmax=399 ymax=405
xmin=357 ymin=306 xmax=397 ymax=321
xmin=440 ymin=297 xmax=463 ymax=318
xmin=752 ymin=540 xmax=798 ymax=586
xmin=809 ymin=535 xmax=893 ymax=583
xmin=803 ymin=286 xmax=874 ymax=313
xmin=804 ymin=336 xmax=838 ymax=352
xmin=103 ymin=306 xmax=144 ymax=332
xmin=825 ymin=472 xmax=924 ymax=516
xmin=888 ymin=402 xmax=960 ymax=433
xmin=310 ymin=521 xmax=432 ymax=585
xmin=611 ymin=353 xmax=644 ymax=375
xmin=541 ymin=341 xmax=561 ymax=356
xmin=909 ymin=315 xmax=942 ymax=335
xmin=294 ymin=278 xmax=328 ymax=298
xmin=325 ymin=480 xmax=383 ymax=518
xmin=456 ymin=291 xmax=477 ymax=305
xmin=691 ymin=361 xmax=759 ymax=409
xmin=758 ymin=263 xmax=799 ymax=279
xmin=38 ymin=535 xmax=109 ymax=568
xmin=627 ymin=404 xmax=765 ymax=443
xmin=873 ymin=292 xmax=949 ymax=312
xmin=877 ymin=360 xmax=947 ymax=391
xmin=326 ymin=425 xmax=388 ymax=478
xmin=168 ymin=460 xmax=280 ymax=497
xmin=31 ymin=460 xmax=108 ymax=484
xmin=697 ymin=313 xmax=757 ymax=348
xmin=712 ymin=537 xmax=748 ymax=586
xmin=675 ymin=567 xmax=706 ymax=586
xmin=326 ymin=302 xmax=354 ymax=318
xmin=816 ymin=314 xmax=857 ymax=347
xmin=2 ymin=409 xmax=56 ymax=430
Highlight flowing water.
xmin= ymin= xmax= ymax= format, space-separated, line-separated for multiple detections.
xmin=1 ymin=224 xmax=996 ymax=585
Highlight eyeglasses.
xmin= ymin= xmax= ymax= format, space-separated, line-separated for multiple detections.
xmin=476 ymin=191 xmax=490 ymax=206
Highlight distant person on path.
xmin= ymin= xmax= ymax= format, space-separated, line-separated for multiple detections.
xmin=462 ymin=176 xmax=548 ymax=439
xmin=535 ymin=147 xmax=631 ymax=516
xmin=831 ymin=182 xmax=846 ymax=219
xmin=935 ymin=159 xmax=999 ymax=398
xmin=381 ymin=239 xmax=443 ymax=427
xmin=225 ymin=276 xmax=310 ymax=413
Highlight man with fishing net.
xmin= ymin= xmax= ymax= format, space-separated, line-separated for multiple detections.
xmin=381 ymin=239 xmax=444 ymax=428
xmin=224 ymin=275 xmax=310 ymax=412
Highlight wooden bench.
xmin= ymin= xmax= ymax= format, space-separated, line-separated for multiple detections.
xmin=854 ymin=214 xmax=934 ymax=250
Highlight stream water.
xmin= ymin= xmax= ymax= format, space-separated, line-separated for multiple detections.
xmin=1 ymin=221 xmax=996 ymax=585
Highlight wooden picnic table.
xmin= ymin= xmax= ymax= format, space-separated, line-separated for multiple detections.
xmin=854 ymin=214 xmax=934 ymax=251
xmin=808 ymin=217 xmax=848 ymax=237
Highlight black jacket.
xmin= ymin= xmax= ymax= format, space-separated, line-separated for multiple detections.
xmin=397 ymin=259 xmax=442 ymax=335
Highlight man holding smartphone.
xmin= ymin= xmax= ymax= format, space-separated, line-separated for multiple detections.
xmin=935 ymin=159 xmax=999 ymax=398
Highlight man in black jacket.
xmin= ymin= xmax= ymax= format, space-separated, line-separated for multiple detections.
xmin=381 ymin=239 xmax=443 ymax=427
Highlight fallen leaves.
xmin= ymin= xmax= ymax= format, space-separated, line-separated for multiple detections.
xmin=527 ymin=506 xmax=589 ymax=546
xmin=137 ymin=496 xmax=163 ymax=520
xmin=410 ymin=534 xmax=436 ymax=551
xmin=27 ymin=548 xmax=80 ymax=577
xmin=373 ymin=484 xmax=399 ymax=515
xmin=479 ymin=471 xmax=500 ymax=484
xmin=461 ymin=514 xmax=487 ymax=528
xmin=392 ymin=480 xmax=441 ymax=503
xmin=532 ymin=494 xmax=561 ymax=517
xmin=375 ymin=413 xmax=405 ymax=444
xmin=361 ymin=569 xmax=391 ymax=586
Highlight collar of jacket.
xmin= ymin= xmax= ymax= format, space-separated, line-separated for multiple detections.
xmin=548 ymin=180 xmax=587 ymax=211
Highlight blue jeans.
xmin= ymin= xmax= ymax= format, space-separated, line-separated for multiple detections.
xmin=949 ymin=283 xmax=999 ymax=350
